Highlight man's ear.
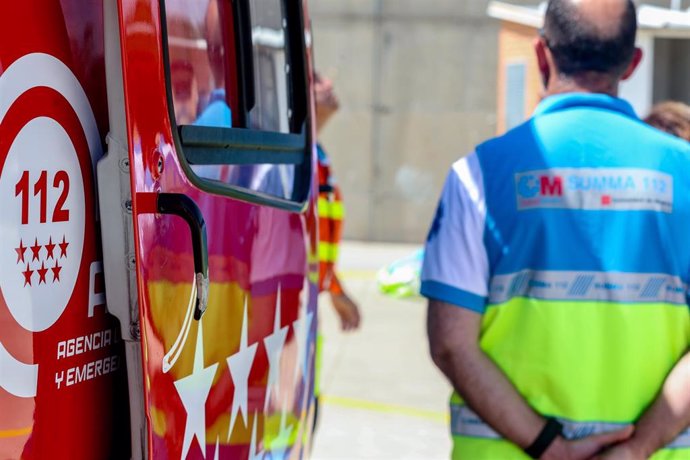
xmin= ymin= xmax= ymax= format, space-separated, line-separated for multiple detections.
xmin=621 ymin=47 xmax=643 ymax=81
xmin=534 ymin=38 xmax=551 ymax=88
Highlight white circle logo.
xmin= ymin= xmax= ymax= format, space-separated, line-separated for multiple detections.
xmin=0 ymin=53 xmax=102 ymax=398
xmin=0 ymin=117 xmax=85 ymax=332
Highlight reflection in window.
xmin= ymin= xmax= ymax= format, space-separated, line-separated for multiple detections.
xmin=249 ymin=0 xmax=290 ymax=133
xmin=164 ymin=0 xmax=295 ymax=201
xmin=166 ymin=0 xmax=232 ymax=129
xmin=170 ymin=60 xmax=199 ymax=125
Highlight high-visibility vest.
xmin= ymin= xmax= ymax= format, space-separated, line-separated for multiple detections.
xmin=421 ymin=93 xmax=690 ymax=459
xmin=317 ymin=144 xmax=345 ymax=296
xmin=315 ymin=144 xmax=345 ymax=399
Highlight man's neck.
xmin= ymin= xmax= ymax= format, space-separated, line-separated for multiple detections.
xmin=544 ymin=73 xmax=620 ymax=98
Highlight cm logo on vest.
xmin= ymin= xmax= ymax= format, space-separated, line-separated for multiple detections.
xmin=516 ymin=173 xmax=564 ymax=200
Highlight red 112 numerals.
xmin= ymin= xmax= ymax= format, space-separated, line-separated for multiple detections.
xmin=15 ymin=170 xmax=70 ymax=224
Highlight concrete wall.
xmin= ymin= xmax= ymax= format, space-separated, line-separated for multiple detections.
xmin=309 ymin=0 xmax=690 ymax=243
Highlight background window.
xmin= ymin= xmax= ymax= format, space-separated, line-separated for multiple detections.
xmin=505 ymin=62 xmax=526 ymax=131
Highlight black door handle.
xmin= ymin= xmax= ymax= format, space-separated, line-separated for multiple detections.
xmin=156 ymin=193 xmax=209 ymax=320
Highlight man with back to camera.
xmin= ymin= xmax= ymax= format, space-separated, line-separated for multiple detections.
xmin=422 ymin=0 xmax=690 ymax=459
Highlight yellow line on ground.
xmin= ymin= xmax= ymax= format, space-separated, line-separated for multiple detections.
xmin=0 ymin=426 xmax=32 ymax=438
xmin=338 ymin=269 xmax=378 ymax=280
xmin=321 ymin=394 xmax=449 ymax=423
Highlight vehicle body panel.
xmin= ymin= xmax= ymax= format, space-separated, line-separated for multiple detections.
xmin=0 ymin=1 xmax=129 ymax=458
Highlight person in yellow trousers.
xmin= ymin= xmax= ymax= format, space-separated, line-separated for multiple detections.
xmin=313 ymin=70 xmax=361 ymax=428
xmin=422 ymin=0 xmax=690 ymax=459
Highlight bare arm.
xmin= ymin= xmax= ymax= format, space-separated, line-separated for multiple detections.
xmin=427 ymin=300 xmax=544 ymax=446
xmin=428 ymin=300 xmax=632 ymax=459
xmin=599 ymin=351 xmax=690 ymax=459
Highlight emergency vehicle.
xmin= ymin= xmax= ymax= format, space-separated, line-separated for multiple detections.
xmin=0 ymin=0 xmax=318 ymax=458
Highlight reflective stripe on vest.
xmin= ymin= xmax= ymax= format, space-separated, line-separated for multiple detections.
xmin=451 ymin=404 xmax=690 ymax=449
xmin=318 ymin=196 xmax=344 ymax=220
xmin=319 ymin=241 xmax=339 ymax=263
xmin=489 ymin=270 xmax=688 ymax=305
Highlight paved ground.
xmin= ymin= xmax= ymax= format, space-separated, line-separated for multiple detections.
xmin=311 ymin=241 xmax=452 ymax=459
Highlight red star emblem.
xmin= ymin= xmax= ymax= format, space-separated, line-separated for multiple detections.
xmin=30 ymin=238 xmax=42 ymax=262
xmin=15 ymin=240 xmax=27 ymax=264
xmin=45 ymin=237 xmax=56 ymax=259
xmin=59 ymin=236 xmax=69 ymax=259
xmin=37 ymin=262 xmax=48 ymax=285
xmin=52 ymin=260 xmax=62 ymax=283
xmin=22 ymin=263 xmax=33 ymax=287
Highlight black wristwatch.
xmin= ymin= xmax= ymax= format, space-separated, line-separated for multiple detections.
xmin=524 ymin=417 xmax=564 ymax=459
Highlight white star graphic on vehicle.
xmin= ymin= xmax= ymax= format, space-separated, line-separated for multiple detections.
xmin=173 ymin=322 xmax=219 ymax=460
xmin=249 ymin=412 xmax=265 ymax=460
xmin=263 ymin=286 xmax=288 ymax=410
xmin=213 ymin=436 xmax=220 ymax=460
xmin=292 ymin=304 xmax=314 ymax=386
xmin=227 ymin=297 xmax=258 ymax=440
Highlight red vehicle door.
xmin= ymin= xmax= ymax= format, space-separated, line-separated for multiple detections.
xmin=99 ymin=0 xmax=318 ymax=458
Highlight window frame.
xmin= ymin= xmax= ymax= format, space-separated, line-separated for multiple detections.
xmin=159 ymin=0 xmax=312 ymax=211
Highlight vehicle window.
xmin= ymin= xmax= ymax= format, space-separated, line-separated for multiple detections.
xmin=162 ymin=0 xmax=309 ymax=205
xmin=166 ymin=1 xmax=235 ymax=128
